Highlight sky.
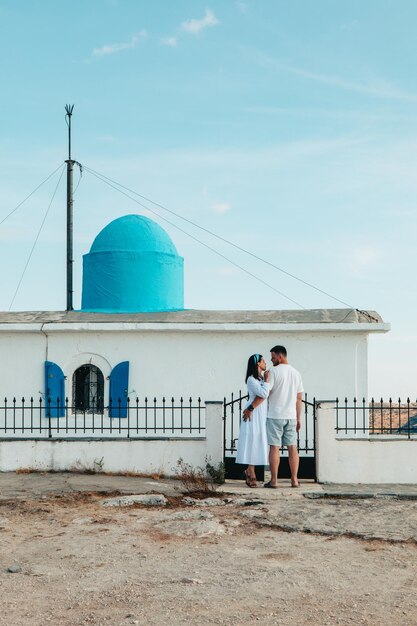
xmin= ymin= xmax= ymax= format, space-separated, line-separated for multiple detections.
xmin=0 ymin=0 xmax=416 ymax=398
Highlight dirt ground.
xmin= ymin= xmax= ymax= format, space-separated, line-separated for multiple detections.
xmin=0 ymin=480 xmax=416 ymax=626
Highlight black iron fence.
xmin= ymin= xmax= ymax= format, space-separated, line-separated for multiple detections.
xmin=0 ymin=397 xmax=205 ymax=439
xmin=335 ymin=397 xmax=417 ymax=438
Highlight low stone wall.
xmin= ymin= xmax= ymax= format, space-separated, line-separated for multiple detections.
xmin=316 ymin=402 xmax=417 ymax=484
xmin=0 ymin=402 xmax=223 ymax=475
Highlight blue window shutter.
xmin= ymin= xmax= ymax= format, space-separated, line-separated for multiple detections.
xmin=109 ymin=361 xmax=129 ymax=418
xmin=44 ymin=361 xmax=65 ymax=417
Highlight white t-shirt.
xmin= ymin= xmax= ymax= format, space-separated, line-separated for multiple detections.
xmin=267 ymin=364 xmax=304 ymax=420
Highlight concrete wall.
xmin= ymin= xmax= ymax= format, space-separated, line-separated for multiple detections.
xmin=316 ymin=402 xmax=417 ymax=484
xmin=0 ymin=323 xmax=376 ymax=403
xmin=0 ymin=401 xmax=223 ymax=474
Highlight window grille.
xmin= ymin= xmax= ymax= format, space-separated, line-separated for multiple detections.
xmin=72 ymin=365 xmax=104 ymax=414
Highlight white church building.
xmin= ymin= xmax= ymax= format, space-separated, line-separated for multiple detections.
xmin=0 ymin=212 xmax=397 ymax=481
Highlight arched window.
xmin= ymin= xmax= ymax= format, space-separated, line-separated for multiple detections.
xmin=72 ymin=365 xmax=104 ymax=413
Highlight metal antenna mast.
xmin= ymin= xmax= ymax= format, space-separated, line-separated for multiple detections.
xmin=65 ymin=104 xmax=75 ymax=311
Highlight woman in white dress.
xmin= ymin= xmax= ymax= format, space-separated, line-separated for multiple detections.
xmin=236 ymin=354 xmax=270 ymax=488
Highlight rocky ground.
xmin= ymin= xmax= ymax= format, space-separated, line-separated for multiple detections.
xmin=0 ymin=475 xmax=416 ymax=626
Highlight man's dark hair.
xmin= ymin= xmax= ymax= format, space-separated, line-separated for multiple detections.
xmin=245 ymin=354 xmax=263 ymax=383
xmin=270 ymin=345 xmax=287 ymax=357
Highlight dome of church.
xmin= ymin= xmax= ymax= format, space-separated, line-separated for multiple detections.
xmin=90 ymin=214 xmax=179 ymax=256
xmin=81 ymin=214 xmax=184 ymax=313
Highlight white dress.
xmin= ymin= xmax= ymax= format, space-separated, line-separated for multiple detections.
xmin=236 ymin=376 xmax=270 ymax=466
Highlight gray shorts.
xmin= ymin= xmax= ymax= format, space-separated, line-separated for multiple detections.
xmin=266 ymin=418 xmax=297 ymax=447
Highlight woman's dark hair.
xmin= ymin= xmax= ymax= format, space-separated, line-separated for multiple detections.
xmin=245 ymin=354 xmax=262 ymax=383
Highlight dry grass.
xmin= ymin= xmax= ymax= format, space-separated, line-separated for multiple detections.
xmin=174 ymin=458 xmax=224 ymax=496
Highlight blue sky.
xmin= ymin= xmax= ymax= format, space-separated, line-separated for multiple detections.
xmin=0 ymin=0 xmax=417 ymax=397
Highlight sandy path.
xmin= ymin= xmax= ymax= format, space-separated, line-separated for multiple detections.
xmin=0 ymin=491 xmax=416 ymax=626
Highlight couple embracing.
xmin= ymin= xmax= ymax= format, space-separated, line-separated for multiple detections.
xmin=236 ymin=345 xmax=303 ymax=489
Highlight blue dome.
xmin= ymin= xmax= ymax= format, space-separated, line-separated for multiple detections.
xmin=90 ymin=214 xmax=178 ymax=256
xmin=81 ymin=214 xmax=184 ymax=313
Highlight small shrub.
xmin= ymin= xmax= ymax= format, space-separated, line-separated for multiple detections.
xmin=93 ymin=457 xmax=105 ymax=473
xmin=174 ymin=457 xmax=225 ymax=496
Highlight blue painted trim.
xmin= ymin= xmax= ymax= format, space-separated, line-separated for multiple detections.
xmin=44 ymin=361 xmax=65 ymax=417
xmin=109 ymin=361 xmax=129 ymax=418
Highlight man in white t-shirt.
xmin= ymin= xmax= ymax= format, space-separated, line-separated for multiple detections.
xmin=264 ymin=345 xmax=304 ymax=489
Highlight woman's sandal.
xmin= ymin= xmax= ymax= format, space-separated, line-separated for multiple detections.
xmin=243 ymin=470 xmax=257 ymax=488
xmin=243 ymin=469 xmax=251 ymax=486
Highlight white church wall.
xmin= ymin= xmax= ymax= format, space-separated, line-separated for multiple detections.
xmin=46 ymin=327 xmax=371 ymax=401
xmin=0 ymin=332 xmax=45 ymax=399
xmin=0 ymin=325 xmax=371 ymax=402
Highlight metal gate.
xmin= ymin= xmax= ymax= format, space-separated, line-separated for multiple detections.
xmin=223 ymin=391 xmax=317 ymax=480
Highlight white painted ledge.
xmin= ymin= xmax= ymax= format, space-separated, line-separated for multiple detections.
xmin=0 ymin=322 xmax=391 ymax=334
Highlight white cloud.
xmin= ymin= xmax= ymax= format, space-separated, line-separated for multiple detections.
xmin=181 ymin=9 xmax=219 ymax=35
xmin=250 ymin=49 xmax=417 ymax=102
xmin=339 ymin=19 xmax=359 ymax=31
xmin=161 ymin=37 xmax=177 ymax=47
xmin=348 ymin=245 xmax=382 ymax=276
xmin=98 ymin=135 xmax=118 ymax=144
xmin=211 ymin=201 xmax=231 ymax=214
xmin=92 ymin=31 xmax=147 ymax=57
xmin=236 ymin=1 xmax=248 ymax=13
xmin=216 ymin=266 xmax=239 ymax=276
